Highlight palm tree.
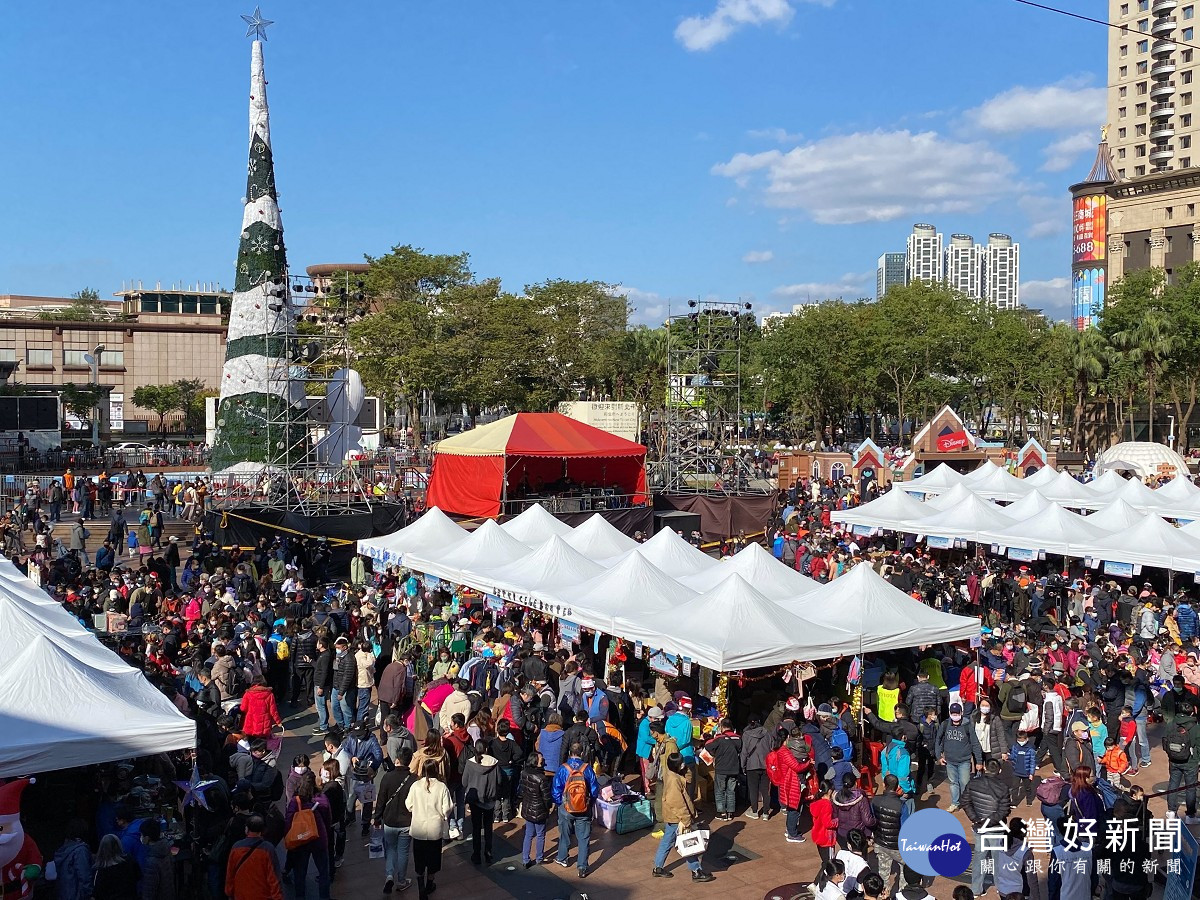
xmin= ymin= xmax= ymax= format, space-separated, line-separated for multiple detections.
xmin=1112 ymin=310 xmax=1177 ymax=442
xmin=1067 ymin=327 xmax=1108 ymax=451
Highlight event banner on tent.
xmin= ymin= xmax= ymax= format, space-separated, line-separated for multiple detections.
xmin=1007 ymin=548 xmax=1036 ymax=562
xmin=559 ymin=620 xmax=580 ymax=644
xmin=1104 ymin=561 xmax=1136 ymax=578
xmin=926 ymin=536 xmax=954 ymax=549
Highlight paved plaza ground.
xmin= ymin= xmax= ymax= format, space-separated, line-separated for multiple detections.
xmin=275 ymin=703 xmax=1186 ymax=900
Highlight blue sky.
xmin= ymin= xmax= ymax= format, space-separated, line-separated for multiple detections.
xmin=1 ymin=1 xmax=1107 ymax=323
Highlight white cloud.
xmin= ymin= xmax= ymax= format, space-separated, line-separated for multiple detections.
xmin=611 ymin=286 xmax=672 ymax=326
xmin=968 ymin=81 xmax=1105 ymax=135
xmin=1020 ymin=277 xmax=1072 ymax=319
xmin=747 ymin=127 xmax=804 ymax=143
xmin=675 ymin=0 xmax=795 ymax=51
xmin=742 ymin=249 xmax=775 ymax=263
xmin=713 ymin=130 xmax=1017 ymax=225
xmin=1019 ymin=194 xmax=1069 ymax=238
xmin=772 ymin=272 xmax=871 ymax=302
xmin=1041 ymin=130 xmax=1095 ymax=172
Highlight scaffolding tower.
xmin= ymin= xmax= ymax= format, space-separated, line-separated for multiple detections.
xmin=211 ymin=271 xmax=376 ymax=515
xmin=652 ymin=299 xmax=766 ymax=494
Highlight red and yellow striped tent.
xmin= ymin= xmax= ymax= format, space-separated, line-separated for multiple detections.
xmin=425 ymin=412 xmax=648 ymax=518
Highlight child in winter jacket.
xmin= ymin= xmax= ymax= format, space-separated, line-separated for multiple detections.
xmin=1008 ymin=729 xmax=1039 ymax=807
xmin=880 ymin=738 xmax=913 ymax=795
xmin=808 ymin=781 xmax=839 ymax=863
xmin=1099 ymin=737 xmax=1131 ymax=780
xmin=825 ymin=746 xmax=859 ymax=789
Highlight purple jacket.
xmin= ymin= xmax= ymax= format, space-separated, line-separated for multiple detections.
xmin=832 ymin=788 xmax=876 ymax=840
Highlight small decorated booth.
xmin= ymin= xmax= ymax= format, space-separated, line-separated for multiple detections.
xmin=424 ymin=412 xmax=649 ymax=518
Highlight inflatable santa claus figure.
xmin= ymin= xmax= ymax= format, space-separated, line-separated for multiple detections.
xmin=0 ymin=779 xmax=41 ymax=900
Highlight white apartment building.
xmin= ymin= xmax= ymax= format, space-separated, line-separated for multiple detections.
xmin=905 ymin=224 xmax=944 ymax=285
xmin=985 ymin=234 xmax=1021 ymax=310
xmin=945 ymin=234 xmax=984 ymax=299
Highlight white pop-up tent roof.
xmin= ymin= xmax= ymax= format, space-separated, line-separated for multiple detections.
xmin=1023 ymin=466 xmax=1062 ymax=489
xmin=897 ymin=463 xmax=964 ymax=495
xmin=678 ymin=541 xmax=821 ymax=599
xmin=0 ymin=634 xmax=197 ymax=777
xmin=921 ymin=482 xmax=977 ymax=512
xmin=357 ymin=507 xmax=468 ymax=566
xmin=0 ymin=561 xmax=195 ymax=777
xmin=406 ymin=518 xmax=533 ymax=584
xmin=563 ymin=513 xmax=641 ymax=561
xmin=777 ymin=563 xmax=981 ymax=656
xmin=1000 ymin=489 xmax=1056 ymax=520
xmin=1109 ymin=475 xmax=1162 ymax=510
xmin=1036 ymin=471 xmax=1105 ymax=508
xmin=469 ymin=535 xmax=605 ymax=599
xmin=1155 ymin=476 xmax=1200 ymax=504
xmin=963 ymin=463 xmax=1031 ymax=502
xmin=499 ymin=503 xmax=575 ymax=544
xmin=960 ymin=459 xmax=1002 ymax=485
xmin=1080 ymin=498 xmax=1148 ymax=532
xmin=830 ymin=487 xmax=935 ymax=531
xmin=1085 ymin=470 xmax=1130 ymax=495
xmin=977 ymin=503 xmax=1113 ymax=557
xmin=908 ymin=491 xmax=1016 ymax=542
xmin=556 ymin=551 xmax=698 ymax=634
xmin=613 ymin=527 xmax=719 ymax=578
xmin=611 ymin=574 xmax=830 ymax=671
xmin=1076 ymin=513 xmax=1200 ymax=573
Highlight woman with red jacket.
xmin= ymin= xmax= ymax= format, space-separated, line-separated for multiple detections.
xmin=767 ymin=733 xmax=819 ymax=844
xmin=808 ymin=781 xmax=839 ymax=864
xmin=241 ymin=674 xmax=282 ymax=740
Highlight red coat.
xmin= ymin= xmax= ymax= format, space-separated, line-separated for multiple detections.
xmin=958 ymin=665 xmax=992 ymax=705
xmin=809 ymin=796 xmax=838 ymax=847
xmin=240 ymin=685 xmax=280 ymax=738
xmin=767 ymin=747 xmax=818 ymax=810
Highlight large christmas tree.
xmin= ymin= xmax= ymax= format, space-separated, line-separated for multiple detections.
xmin=211 ymin=29 xmax=308 ymax=472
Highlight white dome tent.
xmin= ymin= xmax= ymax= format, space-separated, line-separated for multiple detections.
xmin=1093 ymin=442 xmax=1192 ymax=480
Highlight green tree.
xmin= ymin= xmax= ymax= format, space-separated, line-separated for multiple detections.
xmin=38 ymin=288 xmax=112 ymax=321
xmin=59 ymin=383 xmax=104 ymax=428
xmin=526 ymin=280 xmax=629 ymax=399
xmin=1066 ymin=327 xmax=1109 ymax=450
xmin=132 ymin=384 xmax=181 ymax=437
xmin=172 ymin=378 xmax=207 ymax=434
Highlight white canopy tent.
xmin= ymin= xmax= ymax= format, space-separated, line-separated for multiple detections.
xmin=553 ymin=552 xmax=699 ymax=635
xmin=1085 ymin=470 xmax=1130 ymax=495
xmin=830 ymin=488 xmax=935 ymax=531
xmin=921 ymin=482 xmax=978 ymax=512
xmin=1036 ymin=471 xmax=1105 ymax=509
xmin=678 ymin=542 xmax=821 ymax=599
xmin=962 ymin=462 xmax=1031 ymax=502
xmin=776 ymin=563 xmax=982 ymax=656
xmin=356 ymin=507 xmax=468 ymax=566
xmin=0 ymin=634 xmax=197 ymax=777
xmin=1073 ymin=513 xmax=1200 ymax=573
xmin=499 ymin=503 xmax=576 ymax=544
xmin=405 ymin=519 xmax=533 ymax=584
xmin=906 ymin=492 xmax=1016 ymax=542
xmin=1109 ymin=475 xmax=1163 ymax=510
xmin=0 ymin=560 xmax=195 ymax=777
xmin=1023 ymin=466 xmax=1062 ymax=489
xmin=609 ymin=527 xmax=720 ymax=578
xmin=1078 ymin=498 xmax=1148 ymax=532
xmin=563 ymin=514 xmax=641 ymax=561
xmin=610 ymin=575 xmax=831 ymax=671
xmin=976 ymin=503 xmax=1114 ymax=558
xmin=897 ymin=463 xmax=965 ymax=496
xmin=467 ymin=535 xmax=605 ymax=599
xmin=1156 ymin=476 xmax=1200 ymax=504
xmin=1000 ymin=489 xmax=1056 ymax=520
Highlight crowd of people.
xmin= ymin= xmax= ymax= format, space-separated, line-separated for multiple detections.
xmin=5 ymin=464 xmax=1200 ymax=900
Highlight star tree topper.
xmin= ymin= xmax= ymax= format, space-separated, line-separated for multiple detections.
xmin=241 ymin=6 xmax=274 ymax=41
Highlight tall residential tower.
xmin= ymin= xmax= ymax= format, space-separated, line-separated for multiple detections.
xmin=905 ymin=224 xmax=944 ymax=285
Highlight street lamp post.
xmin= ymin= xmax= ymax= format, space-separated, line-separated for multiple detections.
xmin=1169 ymin=414 xmax=1177 ymax=450
xmin=85 ymin=343 xmax=105 ymax=448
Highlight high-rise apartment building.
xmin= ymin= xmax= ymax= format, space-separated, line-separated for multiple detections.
xmin=1082 ymin=0 xmax=1200 ymax=309
xmin=876 ymin=252 xmax=905 ymax=299
xmin=905 ymin=224 xmax=944 ymax=285
xmin=984 ymin=233 xmax=1021 ymax=310
xmin=945 ymin=234 xmax=984 ymax=299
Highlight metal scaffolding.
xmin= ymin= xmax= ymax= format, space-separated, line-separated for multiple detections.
xmin=211 ymin=271 xmax=376 ymax=515
xmin=651 ymin=299 xmax=766 ymax=494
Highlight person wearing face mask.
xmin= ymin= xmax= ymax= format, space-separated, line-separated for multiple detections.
xmin=972 ymin=699 xmax=1009 ymax=771
xmin=935 ymin=702 xmax=983 ymax=812
xmin=330 ymin=637 xmax=357 ymax=731
xmin=286 ymin=754 xmax=312 ymax=801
